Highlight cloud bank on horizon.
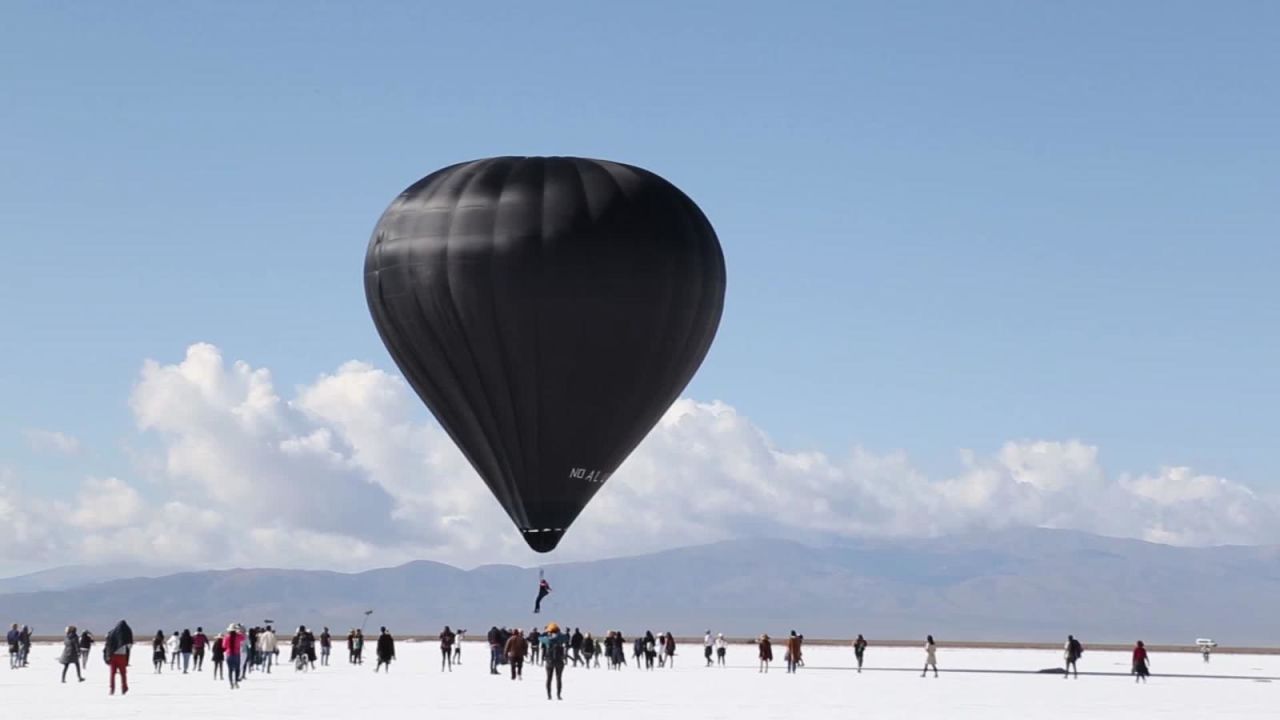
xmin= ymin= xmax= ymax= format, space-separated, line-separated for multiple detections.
xmin=1 ymin=342 xmax=1275 ymax=572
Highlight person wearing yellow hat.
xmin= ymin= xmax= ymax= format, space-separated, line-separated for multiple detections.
xmin=540 ymin=623 xmax=569 ymax=700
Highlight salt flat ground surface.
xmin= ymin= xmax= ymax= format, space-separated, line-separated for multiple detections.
xmin=2 ymin=641 xmax=1274 ymax=719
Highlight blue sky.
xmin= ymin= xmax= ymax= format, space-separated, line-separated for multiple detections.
xmin=1 ymin=1 xmax=1277 ymax=513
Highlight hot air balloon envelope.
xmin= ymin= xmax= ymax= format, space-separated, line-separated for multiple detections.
xmin=364 ymin=156 xmax=725 ymax=552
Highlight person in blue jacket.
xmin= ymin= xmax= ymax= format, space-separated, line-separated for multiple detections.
xmin=540 ymin=623 xmax=570 ymax=701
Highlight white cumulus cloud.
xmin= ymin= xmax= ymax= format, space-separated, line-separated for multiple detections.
xmin=23 ymin=429 xmax=81 ymax=456
xmin=0 ymin=343 xmax=1276 ymax=573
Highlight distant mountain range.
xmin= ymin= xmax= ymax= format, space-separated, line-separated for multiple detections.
xmin=1 ymin=528 xmax=1276 ymax=644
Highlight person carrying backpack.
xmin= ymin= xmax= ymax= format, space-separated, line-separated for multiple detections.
xmin=1064 ymin=635 xmax=1083 ymax=678
xmin=541 ymin=623 xmax=570 ymax=701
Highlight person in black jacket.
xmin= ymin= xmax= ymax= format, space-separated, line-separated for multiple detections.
xmin=104 ymin=620 xmax=133 ymax=695
xmin=1064 ymin=635 xmax=1083 ymax=678
xmin=570 ymin=629 xmax=584 ymax=667
xmin=375 ymin=627 xmax=396 ymax=672
xmin=210 ymin=633 xmax=225 ymax=680
xmin=179 ymin=629 xmax=194 ymax=673
xmin=488 ymin=626 xmax=502 ymax=674
xmin=79 ymin=630 xmax=94 ymax=670
xmin=152 ymin=631 xmax=166 ymax=674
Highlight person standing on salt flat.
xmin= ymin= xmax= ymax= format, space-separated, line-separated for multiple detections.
xmin=6 ymin=624 xmax=18 ymax=669
xmin=922 ymin=635 xmax=938 ymax=678
xmin=715 ymin=633 xmax=727 ymax=666
xmin=375 ymin=627 xmax=396 ymax=673
xmin=758 ymin=634 xmax=773 ymax=673
xmin=786 ymin=631 xmax=802 ymax=673
xmin=439 ymin=625 xmax=456 ymax=671
xmin=505 ymin=628 xmax=528 ymax=680
xmin=152 ymin=631 xmax=167 ymax=674
xmin=210 ymin=632 xmax=225 ymax=680
xmin=853 ymin=634 xmax=867 ymax=673
xmin=1064 ymin=635 xmax=1083 ymax=678
xmin=319 ymin=627 xmax=331 ymax=666
xmin=541 ymin=623 xmax=570 ymax=701
xmin=1132 ymin=641 xmax=1150 ymax=683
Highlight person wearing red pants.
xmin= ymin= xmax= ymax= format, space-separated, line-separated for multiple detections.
xmin=104 ymin=620 xmax=134 ymax=695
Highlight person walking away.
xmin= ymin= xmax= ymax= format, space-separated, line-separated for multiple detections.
xmin=179 ymin=629 xmax=194 ymax=673
xmin=581 ymin=633 xmax=595 ymax=669
xmin=664 ymin=632 xmax=677 ymax=668
xmin=18 ymin=626 xmax=32 ymax=667
xmin=785 ymin=631 xmax=801 ymax=673
xmin=193 ymin=628 xmax=208 ymax=671
xmin=541 ymin=623 xmax=569 ymax=700
xmin=527 ymin=629 xmax=540 ymax=665
xmin=375 ymin=627 xmax=396 ymax=672
xmin=354 ymin=629 xmax=365 ymax=664
xmin=704 ymin=630 xmax=714 ymax=667
xmin=258 ymin=626 xmax=277 ymax=673
xmin=210 ymin=633 xmax=225 ymax=680
xmin=922 ymin=635 xmax=938 ymax=678
xmin=440 ymin=625 xmax=456 ymax=671
xmin=60 ymin=625 xmax=85 ymax=683
xmin=79 ymin=630 xmax=94 ymax=671
xmin=320 ymin=627 xmax=331 ymax=666
xmin=304 ymin=627 xmax=318 ymax=669
xmin=853 ymin=634 xmax=867 ymax=673
xmin=6 ymin=623 xmax=19 ymax=669
xmin=153 ymin=631 xmax=167 ymax=673
xmin=1064 ymin=635 xmax=1083 ymax=678
xmin=644 ymin=631 xmax=657 ymax=670
xmin=167 ymin=631 xmax=180 ymax=670
xmin=571 ymin=628 xmax=584 ymax=667
xmin=223 ymin=625 xmax=244 ymax=689
xmin=1132 ymin=641 xmax=1149 ymax=683
xmin=104 ymin=620 xmax=133 ymax=695
xmin=758 ymin=634 xmax=773 ymax=673
xmin=505 ymin=628 xmax=528 ymax=680
xmin=715 ymin=633 xmax=727 ymax=666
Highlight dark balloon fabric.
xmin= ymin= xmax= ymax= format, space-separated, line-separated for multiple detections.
xmin=364 ymin=157 xmax=726 ymax=552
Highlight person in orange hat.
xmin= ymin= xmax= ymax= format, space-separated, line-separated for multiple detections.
xmin=540 ymin=623 xmax=569 ymax=700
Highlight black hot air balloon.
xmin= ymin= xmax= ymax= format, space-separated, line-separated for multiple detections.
xmin=364 ymin=156 xmax=725 ymax=552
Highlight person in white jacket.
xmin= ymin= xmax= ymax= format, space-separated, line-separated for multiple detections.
xmin=922 ymin=635 xmax=938 ymax=678
xmin=258 ymin=627 xmax=278 ymax=673
xmin=167 ymin=632 xmax=181 ymax=670
xmin=714 ymin=633 xmax=727 ymax=666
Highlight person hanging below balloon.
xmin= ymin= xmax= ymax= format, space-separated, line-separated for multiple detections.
xmin=534 ymin=572 xmax=552 ymax=614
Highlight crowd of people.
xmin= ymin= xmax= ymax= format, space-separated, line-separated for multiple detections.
xmin=6 ymin=618 xmax=1170 ymax=697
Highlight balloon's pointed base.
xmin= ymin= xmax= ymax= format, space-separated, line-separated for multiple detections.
xmin=521 ymin=528 xmax=565 ymax=553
